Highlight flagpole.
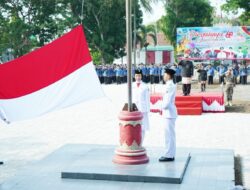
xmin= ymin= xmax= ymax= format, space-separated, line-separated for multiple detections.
xmin=126 ymin=0 xmax=133 ymax=111
xmin=113 ymin=0 xmax=149 ymax=165
xmin=80 ymin=0 xmax=84 ymax=24
xmin=133 ymin=1 xmax=137 ymax=66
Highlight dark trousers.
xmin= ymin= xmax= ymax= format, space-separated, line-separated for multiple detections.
xmin=112 ymin=76 xmax=116 ymax=83
xmin=219 ymin=76 xmax=225 ymax=84
xmin=240 ymin=76 xmax=247 ymax=85
xmin=104 ymin=76 xmax=108 ymax=84
xmin=116 ymin=76 xmax=121 ymax=84
xmin=201 ymin=83 xmax=206 ymax=92
xmin=98 ymin=76 xmax=103 ymax=84
xmin=124 ymin=76 xmax=127 ymax=83
xmin=208 ymin=76 xmax=213 ymax=85
xmin=154 ymin=75 xmax=159 ymax=84
xmin=150 ymin=75 xmax=155 ymax=84
xmin=182 ymin=84 xmax=191 ymax=96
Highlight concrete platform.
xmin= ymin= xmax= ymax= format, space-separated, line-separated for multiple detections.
xmin=0 ymin=144 xmax=235 ymax=190
xmin=61 ymin=147 xmax=191 ymax=184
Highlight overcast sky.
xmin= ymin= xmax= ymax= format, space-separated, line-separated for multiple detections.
xmin=142 ymin=0 xmax=243 ymax=25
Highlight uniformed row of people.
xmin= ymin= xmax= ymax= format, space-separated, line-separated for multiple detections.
xmin=212 ymin=63 xmax=248 ymax=85
xmin=95 ymin=64 xmax=183 ymax=85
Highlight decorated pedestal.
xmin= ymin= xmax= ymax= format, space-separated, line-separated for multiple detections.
xmin=113 ymin=105 xmax=149 ymax=165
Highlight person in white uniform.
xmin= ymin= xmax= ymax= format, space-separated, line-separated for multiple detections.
xmin=159 ymin=68 xmax=178 ymax=162
xmin=133 ymin=69 xmax=150 ymax=145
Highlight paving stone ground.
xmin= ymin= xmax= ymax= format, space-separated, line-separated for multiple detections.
xmin=0 ymin=83 xmax=249 ymax=189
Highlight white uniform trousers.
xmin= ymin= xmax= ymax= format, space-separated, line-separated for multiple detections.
xmin=163 ymin=118 xmax=176 ymax=158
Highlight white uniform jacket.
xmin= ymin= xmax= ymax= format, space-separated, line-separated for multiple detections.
xmin=161 ymin=80 xmax=178 ymax=119
xmin=133 ymin=82 xmax=150 ymax=113
xmin=133 ymin=82 xmax=150 ymax=131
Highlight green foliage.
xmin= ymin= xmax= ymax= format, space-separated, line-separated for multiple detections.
xmin=221 ymin=0 xmax=250 ymax=25
xmin=90 ymin=50 xmax=102 ymax=65
xmin=0 ymin=0 xmax=144 ymax=64
xmin=158 ymin=0 xmax=213 ymax=46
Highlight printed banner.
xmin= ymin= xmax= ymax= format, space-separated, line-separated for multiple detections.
xmin=177 ymin=26 xmax=250 ymax=60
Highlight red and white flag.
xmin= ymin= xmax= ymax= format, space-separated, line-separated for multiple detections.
xmin=0 ymin=25 xmax=104 ymax=123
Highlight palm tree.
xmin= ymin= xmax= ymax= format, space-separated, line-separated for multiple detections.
xmin=137 ymin=25 xmax=157 ymax=49
xmin=132 ymin=0 xmax=161 ymax=64
xmin=135 ymin=24 xmax=157 ymax=64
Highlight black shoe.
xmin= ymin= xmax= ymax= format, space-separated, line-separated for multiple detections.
xmin=159 ymin=157 xmax=175 ymax=162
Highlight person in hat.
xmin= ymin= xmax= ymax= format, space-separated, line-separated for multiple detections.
xmin=133 ymin=69 xmax=150 ymax=144
xmin=178 ymin=54 xmax=194 ymax=96
xmin=159 ymin=68 xmax=178 ymax=162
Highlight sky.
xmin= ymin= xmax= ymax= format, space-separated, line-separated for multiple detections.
xmin=142 ymin=0 xmax=243 ymax=25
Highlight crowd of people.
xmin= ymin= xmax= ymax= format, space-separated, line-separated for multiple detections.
xmin=95 ymin=62 xmax=249 ymax=86
xmin=95 ymin=64 xmax=182 ymax=85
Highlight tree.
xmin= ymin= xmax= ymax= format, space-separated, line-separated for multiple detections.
xmin=221 ymin=0 xmax=250 ymax=25
xmin=0 ymin=0 xmax=144 ymax=64
xmin=137 ymin=24 xmax=157 ymax=49
xmin=158 ymin=0 xmax=213 ymax=46
xmin=0 ymin=0 xmax=66 ymax=57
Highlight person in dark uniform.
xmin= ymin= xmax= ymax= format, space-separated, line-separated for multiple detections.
xmin=154 ymin=66 xmax=160 ymax=84
xmin=175 ymin=65 xmax=182 ymax=83
xmin=197 ymin=64 xmax=207 ymax=92
xmin=239 ymin=64 xmax=247 ymax=85
xmin=149 ymin=65 xmax=155 ymax=84
xmin=178 ymin=55 xmax=194 ymax=96
xmin=111 ymin=66 xmax=116 ymax=84
xmin=123 ymin=66 xmax=127 ymax=83
xmin=161 ymin=65 xmax=165 ymax=84
xmin=141 ymin=64 xmax=147 ymax=83
xmin=115 ymin=66 xmax=122 ymax=84
xmin=103 ymin=66 xmax=108 ymax=84
xmin=207 ymin=64 xmax=214 ymax=85
xmin=218 ymin=64 xmax=227 ymax=84
xmin=146 ymin=65 xmax=150 ymax=83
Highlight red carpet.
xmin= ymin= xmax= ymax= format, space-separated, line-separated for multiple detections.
xmin=175 ymin=95 xmax=202 ymax=115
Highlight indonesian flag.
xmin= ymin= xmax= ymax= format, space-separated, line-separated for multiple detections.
xmin=0 ymin=25 xmax=104 ymax=123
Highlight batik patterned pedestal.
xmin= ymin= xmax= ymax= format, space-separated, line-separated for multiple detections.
xmin=113 ymin=110 xmax=149 ymax=165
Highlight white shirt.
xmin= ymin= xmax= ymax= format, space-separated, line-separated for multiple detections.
xmin=161 ymin=80 xmax=178 ymax=118
xmin=133 ymin=82 xmax=150 ymax=113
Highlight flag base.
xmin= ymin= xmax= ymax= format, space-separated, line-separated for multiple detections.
xmin=113 ymin=105 xmax=149 ymax=165
xmin=113 ymin=149 xmax=149 ymax=165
